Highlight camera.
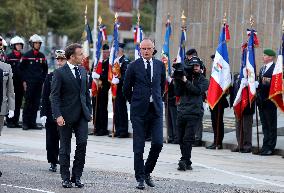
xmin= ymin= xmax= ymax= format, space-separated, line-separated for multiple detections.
xmin=172 ymin=57 xmax=197 ymax=79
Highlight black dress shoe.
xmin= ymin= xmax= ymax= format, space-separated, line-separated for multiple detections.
xmin=206 ymin=144 xmax=223 ymax=150
xmin=0 ymin=170 xmax=2 ymax=177
xmin=177 ymin=160 xmax=187 ymax=171
xmin=145 ymin=174 xmax=155 ymax=187
xmin=192 ymin=140 xmax=202 ymax=147
xmin=108 ymin=133 xmax=118 ymax=137
xmin=260 ymin=150 xmax=273 ymax=156
xmin=136 ymin=181 xmax=145 ymax=190
xmin=6 ymin=123 xmax=16 ymax=128
xmin=71 ymin=177 xmax=84 ymax=188
xmin=118 ymin=133 xmax=129 ymax=138
xmin=62 ymin=179 xmax=72 ymax=188
xmin=49 ymin=163 xmax=57 ymax=172
xmin=240 ymin=148 xmax=252 ymax=153
xmin=231 ymin=147 xmax=242 ymax=152
xmin=22 ymin=125 xmax=29 ymax=130
xmin=96 ymin=130 xmax=109 ymax=136
xmin=282 ymin=155 xmax=284 ymax=158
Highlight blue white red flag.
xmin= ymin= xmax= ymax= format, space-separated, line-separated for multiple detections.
xmin=176 ymin=28 xmax=186 ymax=64
xmin=134 ymin=25 xmax=143 ymax=60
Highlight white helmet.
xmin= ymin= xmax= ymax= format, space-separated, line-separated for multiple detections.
xmin=29 ymin=34 xmax=43 ymax=43
xmin=0 ymin=36 xmax=7 ymax=47
xmin=10 ymin=36 xmax=25 ymax=46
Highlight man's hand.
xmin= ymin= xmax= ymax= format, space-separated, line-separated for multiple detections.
xmin=23 ymin=81 xmax=27 ymax=91
xmin=111 ymin=77 xmax=119 ymax=85
xmin=56 ymin=116 xmax=65 ymax=126
xmin=182 ymin=76 xmax=187 ymax=82
xmin=40 ymin=116 xmax=47 ymax=126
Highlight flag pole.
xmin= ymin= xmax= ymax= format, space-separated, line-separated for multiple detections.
xmin=249 ymin=15 xmax=260 ymax=154
xmin=93 ymin=0 xmax=98 ymax=62
xmin=215 ymin=13 xmax=227 ymax=150
xmin=112 ymin=12 xmax=119 ymax=138
xmin=164 ymin=13 xmax=171 ymax=144
xmin=93 ymin=16 xmax=103 ymax=135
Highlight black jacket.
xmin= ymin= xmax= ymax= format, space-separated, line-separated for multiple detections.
xmin=40 ymin=73 xmax=53 ymax=121
xmin=174 ymin=73 xmax=209 ymax=117
xmin=5 ymin=51 xmax=22 ymax=82
xmin=19 ymin=49 xmax=48 ymax=83
xmin=51 ymin=64 xmax=92 ymax=123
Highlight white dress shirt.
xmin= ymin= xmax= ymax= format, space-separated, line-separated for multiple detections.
xmin=67 ymin=61 xmax=81 ymax=78
xmin=263 ymin=61 xmax=273 ymax=74
xmin=142 ymin=58 xmax=153 ymax=102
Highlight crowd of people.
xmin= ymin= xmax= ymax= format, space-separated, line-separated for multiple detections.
xmin=0 ymin=34 xmax=283 ymax=190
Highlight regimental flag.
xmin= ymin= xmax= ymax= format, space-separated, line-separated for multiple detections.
xmin=161 ymin=16 xmax=172 ymax=94
xmin=176 ymin=27 xmax=186 ymax=64
xmin=108 ymin=21 xmax=120 ymax=98
xmin=246 ymin=29 xmax=257 ymax=105
xmin=233 ymin=43 xmax=249 ymax=119
xmin=134 ymin=25 xmax=143 ymax=60
xmin=91 ymin=24 xmax=106 ymax=97
xmin=269 ymin=34 xmax=284 ymax=112
xmin=82 ymin=22 xmax=93 ymax=72
xmin=207 ymin=24 xmax=231 ymax=109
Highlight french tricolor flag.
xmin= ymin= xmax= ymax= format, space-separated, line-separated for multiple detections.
xmin=269 ymin=34 xmax=284 ymax=112
xmin=134 ymin=25 xmax=143 ymax=60
xmin=207 ymin=24 xmax=231 ymax=109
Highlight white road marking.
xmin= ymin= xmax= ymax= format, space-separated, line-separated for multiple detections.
xmin=0 ymin=184 xmax=55 ymax=193
xmin=194 ymin=162 xmax=284 ymax=188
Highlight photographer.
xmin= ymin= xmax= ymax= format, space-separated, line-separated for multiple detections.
xmin=173 ymin=56 xmax=208 ymax=171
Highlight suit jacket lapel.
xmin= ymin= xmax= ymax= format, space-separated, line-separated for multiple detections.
xmin=63 ymin=64 xmax=80 ymax=90
xmin=79 ymin=67 xmax=86 ymax=92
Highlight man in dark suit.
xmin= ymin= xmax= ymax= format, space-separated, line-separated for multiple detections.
xmin=257 ymin=49 xmax=277 ymax=156
xmin=51 ymin=43 xmax=92 ymax=188
xmin=123 ymin=38 xmax=166 ymax=190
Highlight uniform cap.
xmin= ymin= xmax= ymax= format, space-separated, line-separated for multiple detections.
xmin=55 ymin=50 xmax=66 ymax=59
xmin=102 ymin=44 xmax=109 ymax=50
xmin=263 ymin=49 xmax=276 ymax=57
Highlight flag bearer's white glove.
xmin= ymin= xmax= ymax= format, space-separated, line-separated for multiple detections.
xmin=111 ymin=77 xmax=120 ymax=85
xmin=8 ymin=110 xmax=14 ymax=118
xmin=92 ymin=72 xmax=100 ymax=79
xmin=41 ymin=116 xmax=47 ymax=126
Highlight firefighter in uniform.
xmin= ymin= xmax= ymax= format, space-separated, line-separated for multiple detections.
xmin=40 ymin=50 xmax=66 ymax=172
xmin=110 ymin=43 xmax=129 ymax=138
xmin=20 ymin=34 xmax=48 ymax=130
xmin=5 ymin=36 xmax=25 ymax=128
xmin=92 ymin=44 xmax=111 ymax=136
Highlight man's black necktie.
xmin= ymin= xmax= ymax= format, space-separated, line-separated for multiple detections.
xmin=146 ymin=60 xmax=151 ymax=82
xmin=262 ymin=65 xmax=267 ymax=76
xmin=74 ymin=66 xmax=81 ymax=85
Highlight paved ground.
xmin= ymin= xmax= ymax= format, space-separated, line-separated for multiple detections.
xmin=0 ymin=127 xmax=284 ymax=193
xmin=0 ymin=155 xmax=278 ymax=193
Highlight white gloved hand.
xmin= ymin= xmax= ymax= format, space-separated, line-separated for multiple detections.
xmin=111 ymin=77 xmax=120 ymax=85
xmin=41 ymin=116 xmax=47 ymax=126
xmin=203 ymin=102 xmax=210 ymax=112
xmin=92 ymin=72 xmax=100 ymax=79
xmin=255 ymin=81 xmax=259 ymax=89
xmin=241 ymin=79 xmax=248 ymax=87
xmin=8 ymin=110 xmax=14 ymax=118
xmin=167 ymin=76 xmax=172 ymax=83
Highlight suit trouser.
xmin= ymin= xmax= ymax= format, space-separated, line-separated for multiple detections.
xmin=210 ymin=106 xmax=225 ymax=145
xmin=58 ymin=116 xmax=88 ymax=180
xmin=46 ymin=120 xmax=59 ymax=164
xmin=235 ymin=114 xmax=253 ymax=150
xmin=114 ymin=92 xmax=128 ymax=135
xmin=0 ymin=116 xmax=5 ymax=136
xmin=165 ymin=103 xmax=178 ymax=142
xmin=131 ymin=103 xmax=163 ymax=182
xmin=95 ymin=89 xmax=109 ymax=133
xmin=6 ymin=79 xmax=24 ymax=124
xmin=23 ymin=82 xmax=42 ymax=127
xmin=258 ymin=105 xmax=277 ymax=151
xmin=177 ymin=115 xmax=200 ymax=165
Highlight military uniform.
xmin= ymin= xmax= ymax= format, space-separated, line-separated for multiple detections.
xmin=5 ymin=50 xmax=24 ymax=127
xmin=94 ymin=58 xmax=110 ymax=135
xmin=20 ymin=49 xmax=48 ymax=129
xmin=113 ymin=55 xmax=129 ymax=137
xmin=257 ymin=49 xmax=277 ymax=155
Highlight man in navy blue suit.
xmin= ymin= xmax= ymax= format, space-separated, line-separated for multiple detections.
xmin=123 ymin=38 xmax=166 ymax=190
